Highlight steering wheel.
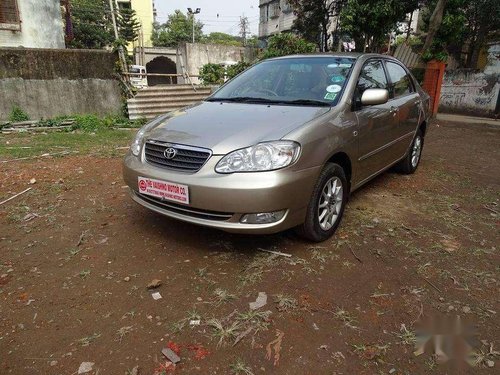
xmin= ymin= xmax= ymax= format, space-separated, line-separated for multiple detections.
xmin=254 ymin=88 xmax=279 ymax=97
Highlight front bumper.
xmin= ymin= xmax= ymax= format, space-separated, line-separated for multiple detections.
xmin=123 ymin=152 xmax=321 ymax=234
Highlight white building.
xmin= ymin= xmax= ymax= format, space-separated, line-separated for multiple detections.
xmin=258 ymin=0 xmax=339 ymax=50
xmin=259 ymin=0 xmax=296 ymax=41
xmin=0 ymin=0 xmax=65 ymax=48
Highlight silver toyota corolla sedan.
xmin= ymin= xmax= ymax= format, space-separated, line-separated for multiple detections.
xmin=123 ymin=53 xmax=431 ymax=242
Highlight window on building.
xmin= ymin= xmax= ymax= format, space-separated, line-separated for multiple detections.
xmin=117 ymin=1 xmax=132 ymax=10
xmin=269 ymin=1 xmax=280 ymax=19
xmin=260 ymin=5 xmax=268 ymax=23
xmin=0 ymin=0 xmax=20 ymax=28
xmin=281 ymin=0 xmax=293 ymax=14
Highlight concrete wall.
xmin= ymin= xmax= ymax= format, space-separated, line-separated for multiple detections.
xmin=0 ymin=48 xmax=122 ymax=120
xmin=177 ymin=43 xmax=258 ymax=85
xmin=439 ymin=44 xmax=500 ymax=118
xmin=0 ymin=0 xmax=65 ymax=49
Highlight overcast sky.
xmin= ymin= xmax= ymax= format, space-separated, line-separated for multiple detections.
xmin=154 ymin=0 xmax=260 ymax=36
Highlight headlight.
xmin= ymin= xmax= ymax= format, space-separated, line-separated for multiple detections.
xmin=130 ymin=115 xmax=168 ymax=156
xmin=215 ymin=141 xmax=300 ymax=173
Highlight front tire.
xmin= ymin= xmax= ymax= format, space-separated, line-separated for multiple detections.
xmin=395 ymin=129 xmax=424 ymax=174
xmin=297 ymin=163 xmax=348 ymax=242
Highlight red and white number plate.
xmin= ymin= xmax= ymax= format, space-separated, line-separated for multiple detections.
xmin=138 ymin=177 xmax=190 ymax=204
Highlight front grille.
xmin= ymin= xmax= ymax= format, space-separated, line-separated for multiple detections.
xmin=144 ymin=141 xmax=212 ymax=173
xmin=137 ymin=193 xmax=233 ymax=222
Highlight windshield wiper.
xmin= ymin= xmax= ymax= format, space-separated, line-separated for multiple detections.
xmin=279 ymin=99 xmax=332 ymax=107
xmin=206 ymin=97 xmax=278 ymax=103
xmin=207 ymin=97 xmax=332 ymax=106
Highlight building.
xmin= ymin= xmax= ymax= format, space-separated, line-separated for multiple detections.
xmin=0 ymin=0 xmax=65 ymax=48
xmin=116 ymin=0 xmax=155 ymax=52
xmin=259 ymin=0 xmax=295 ymax=41
xmin=258 ymin=0 xmax=339 ymax=49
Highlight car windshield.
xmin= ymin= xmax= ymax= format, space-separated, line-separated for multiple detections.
xmin=209 ymin=57 xmax=356 ymax=106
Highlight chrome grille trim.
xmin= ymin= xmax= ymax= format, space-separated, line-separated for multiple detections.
xmin=144 ymin=140 xmax=212 ymax=173
xmin=137 ymin=193 xmax=233 ymax=222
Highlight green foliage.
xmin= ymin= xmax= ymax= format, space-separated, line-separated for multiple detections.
xmin=8 ymin=106 xmax=30 ymax=122
xmin=421 ymin=0 xmax=499 ymax=67
xmin=199 ymin=63 xmax=226 ymax=85
xmin=289 ymin=0 xmax=343 ymax=51
xmin=118 ymin=7 xmax=141 ymax=44
xmin=68 ymin=0 xmax=114 ymax=49
xmin=260 ymin=33 xmax=316 ymax=59
xmin=340 ymin=0 xmax=420 ymax=52
xmin=202 ymin=32 xmax=242 ymax=46
xmin=227 ymin=62 xmax=252 ymax=79
xmin=152 ymin=10 xmax=204 ymax=47
xmin=72 ymin=114 xmax=146 ymax=132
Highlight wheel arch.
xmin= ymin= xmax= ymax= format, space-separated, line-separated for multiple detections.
xmin=327 ymin=152 xmax=352 ymax=186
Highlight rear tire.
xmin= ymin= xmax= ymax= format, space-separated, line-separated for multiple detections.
xmin=297 ymin=163 xmax=348 ymax=242
xmin=395 ymin=129 xmax=424 ymax=174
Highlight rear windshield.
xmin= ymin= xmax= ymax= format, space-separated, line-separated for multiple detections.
xmin=210 ymin=57 xmax=356 ymax=106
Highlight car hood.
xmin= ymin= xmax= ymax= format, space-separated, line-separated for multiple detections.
xmin=146 ymin=101 xmax=331 ymax=155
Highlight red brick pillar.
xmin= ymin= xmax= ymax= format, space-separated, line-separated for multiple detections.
xmin=422 ymin=60 xmax=446 ymax=116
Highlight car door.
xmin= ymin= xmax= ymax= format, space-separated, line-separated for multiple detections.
xmin=384 ymin=60 xmax=421 ymax=160
xmin=354 ymin=60 xmax=399 ymax=182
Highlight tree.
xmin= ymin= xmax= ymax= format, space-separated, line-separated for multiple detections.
xmin=422 ymin=0 xmax=447 ymax=53
xmin=118 ymin=7 xmax=141 ymax=44
xmin=68 ymin=0 xmax=114 ymax=49
xmin=463 ymin=0 xmax=500 ymax=68
xmin=260 ymin=33 xmax=316 ymax=59
xmin=289 ymin=0 xmax=344 ymax=51
xmin=201 ymin=32 xmax=242 ymax=46
xmin=152 ymin=10 xmax=204 ymax=47
xmin=339 ymin=0 xmax=420 ymax=52
xmin=421 ymin=0 xmax=499 ymax=67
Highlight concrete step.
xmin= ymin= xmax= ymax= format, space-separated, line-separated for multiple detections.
xmin=128 ymin=96 xmax=208 ymax=105
xmin=131 ymin=92 xmax=210 ymax=100
xmin=136 ymin=85 xmax=212 ymax=93
xmin=127 ymin=101 xmax=203 ymax=111
xmin=128 ymin=84 xmax=214 ymax=121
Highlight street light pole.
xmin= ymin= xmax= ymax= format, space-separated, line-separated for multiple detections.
xmin=187 ymin=7 xmax=201 ymax=44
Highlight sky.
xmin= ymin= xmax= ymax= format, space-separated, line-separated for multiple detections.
xmin=154 ymin=0 xmax=260 ymax=36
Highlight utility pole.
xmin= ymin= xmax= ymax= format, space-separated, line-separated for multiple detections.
xmin=108 ymin=0 xmax=127 ymax=73
xmin=187 ymin=8 xmax=201 ymax=43
xmin=239 ymin=16 xmax=249 ymax=46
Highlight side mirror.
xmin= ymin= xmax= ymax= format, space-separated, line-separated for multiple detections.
xmin=361 ymin=89 xmax=389 ymax=106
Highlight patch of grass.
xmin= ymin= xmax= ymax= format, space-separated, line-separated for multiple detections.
xmin=395 ymin=324 xmax=416 ymax=345
xmin=79 ymin=270 xmax=91 ymax=279
xmin=333 ymin=308 xmax=358 ymax=330
xmin=117 ymin=325 xmax=134 ymax=343
xmin=8 ymin=105 xmax=30 ymax=122
xmin=236 ymin=310 xmax=271 ymax=332
xmin=76 ymin=333 xmax=101 ymax=346
xmin=207 ymin=318 xmax=242 ymax=347
xmin=0 ymin=129 xmax=135 ymax=159
xmin=212 ymin=288 xmax=236 ymax=305
xmin=273 ymin=294 xmax=298 ymax=312
xmin=229 ymin=358 xmax=254 ymax=375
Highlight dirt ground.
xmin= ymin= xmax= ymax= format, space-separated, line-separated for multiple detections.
xmin=1 ymin=120 xmax=499 ymax=375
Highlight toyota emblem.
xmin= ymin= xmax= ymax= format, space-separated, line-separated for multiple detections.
xmin=164 ymin=147 xmax=177 ymax=160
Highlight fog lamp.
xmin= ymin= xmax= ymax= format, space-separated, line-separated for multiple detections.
xmin=240 ymin=210 xmax=286 ymax=224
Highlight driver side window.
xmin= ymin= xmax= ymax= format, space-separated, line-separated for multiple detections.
xmin=356 ymin=60 xmax=388 ymax=97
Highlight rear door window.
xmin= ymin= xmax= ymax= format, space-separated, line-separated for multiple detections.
xmin=385 ymin=61 xmax=414 ymax=98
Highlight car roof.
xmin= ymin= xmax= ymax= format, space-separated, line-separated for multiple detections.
xmin=266 ymin=53 xmax=406 ymax=67
xmin=268 ymin=52 xmax=398 ymax=61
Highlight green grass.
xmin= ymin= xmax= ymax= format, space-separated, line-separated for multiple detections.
xmin=0 ymin=129 xmax=136 ymax=159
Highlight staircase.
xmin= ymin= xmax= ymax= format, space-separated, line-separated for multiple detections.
xmin=127 ymin=85 xmax=213 ymax=120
